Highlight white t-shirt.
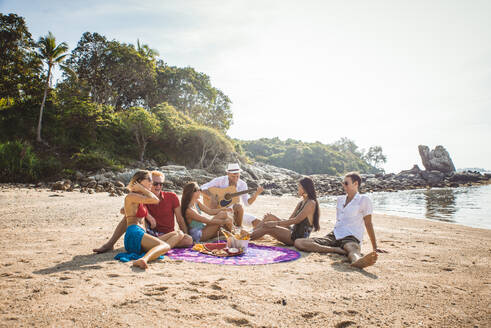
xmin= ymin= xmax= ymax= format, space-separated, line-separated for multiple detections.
xmin=200 ymin=176 xmax=250 ymax=207
xmin=333 ymin=193 xmax=373 ymax=242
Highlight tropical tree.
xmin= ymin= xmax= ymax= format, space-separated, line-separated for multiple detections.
xmin=152 ymin=63 xmax=233 ymax=131
xmin=36 ymin=31 xmax=69 ymax=142
xmin=364 ymin=146 xmax=387 ymax=170
xmin=136 ymin=39 xmax=159 ymax=61
xmin=119 ymin=107 xmax=160 ymax=161
xmin=0 ymin=13 xmax=43 ymax=103
xmin=64 ymin=32 xmax=110 ymax=104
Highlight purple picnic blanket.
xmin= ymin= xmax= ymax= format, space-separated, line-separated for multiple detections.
xmin=166 ymin=242 xmax=301 ymax=265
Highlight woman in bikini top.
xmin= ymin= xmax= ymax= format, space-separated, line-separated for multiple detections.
xmin=121 ymin=170 xmax=183 ymax=269
xmin=249 ymin=177 xmax=320 ymax=246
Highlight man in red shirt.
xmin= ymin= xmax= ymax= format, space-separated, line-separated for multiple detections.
xmin=93 ymin=171 xmax=193 ymax=253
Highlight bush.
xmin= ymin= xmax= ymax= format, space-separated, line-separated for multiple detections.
xmin=37 ymin=155 xmax=63 ymax=179
xmin=178 ymin=124 xmax=234 ymax=169
xmin=71 ymin=150 xmax=123 ymax=171
xmin=0 ymin=140 xmax=39 ymax=182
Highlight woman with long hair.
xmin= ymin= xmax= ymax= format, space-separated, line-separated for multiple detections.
xmin=116 ymin=170 xmax=184 ymax=269
xmin=250 ymin=177 xmax=320 ymax=245
xmin=181 ymin=182 xmax=234 ymax=242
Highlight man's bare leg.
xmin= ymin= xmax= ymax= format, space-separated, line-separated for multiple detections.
xmin=294 ymin=238 xmax=347 ymax=255
xmin=344 ymin=242 xmax=377 ymax=268
xmin=157 ymin=231 xmax=184 ymax=248
xmin=233 ymin=203 xmax=244 ymax=227
xmin=176 ymin=234 xmax=193 ymax=247
xmin=93 ymin=217 xmax=127 ymax=253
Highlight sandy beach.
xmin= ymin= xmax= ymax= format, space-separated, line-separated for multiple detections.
xmin=0 ymin=187 xmax=489 ymax=328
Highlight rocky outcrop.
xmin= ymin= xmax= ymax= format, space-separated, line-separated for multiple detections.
xmin=418 ymin=145 xmax=456 ymax=174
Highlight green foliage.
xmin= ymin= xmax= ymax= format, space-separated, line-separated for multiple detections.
xmin=71 ymin=150 xmax=123 ymax=172
xmin=37 ymin=155 xmax=62 ymax=179
xmin=0 ymin=140 xmax=39 ymax=182
xmin=147 ymin=102 xmax=233 ymax=168
xmin=0 ymin=17 xmax=238 ymax=180
xmin=65 ymin=33 xmax=232 ymax=130
xmin=66 ymin=32 xmax=156 ymax=110
xmin=240 ymin=138 xmax=382 ymax=175
xmin=0 ymin=13 xmax=44 ymax=103
xmin=118 ymin=107 xmax=161 ymax=161
xmin=152 ymin=63 xmax=233 ymax=131
xmin=364 ymin=146 xmax=387 ymax=170
xmin=36 ymin=31 xmax=70 ymax=142
xmin=179 ymin=124 xmax=234 ymax=169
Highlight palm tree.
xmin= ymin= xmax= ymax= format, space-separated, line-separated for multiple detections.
xmin=136 ymin=39 xmax=159 ymax=60
xmin=36 ymin=31 xmax=69 ymax=143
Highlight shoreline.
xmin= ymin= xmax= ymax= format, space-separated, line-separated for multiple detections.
xmin=0 ymin=189 xmax=490 ymax=327
xmin=3 ymin=183 xmax=489 ymax=230
xmin=319 ymin=185 xmax=491 ymax=231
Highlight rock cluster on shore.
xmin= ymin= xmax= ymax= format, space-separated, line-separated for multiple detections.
xmin=1 ymin=160 xmax=489 ymax=197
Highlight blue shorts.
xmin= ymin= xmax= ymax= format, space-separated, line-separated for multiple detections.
xmin=124 ymin=225 xmax=145 ymax=254
xmin=189 ymin=227 xmax=203 ymax=243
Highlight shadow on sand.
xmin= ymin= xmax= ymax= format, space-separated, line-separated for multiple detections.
xmin=330 ymin=260 xmax=378 ymax=279
xmin=288 ymin=245 xmax=379 ymax=279
xmin=33 ymin=249 xmax=124 ymax=275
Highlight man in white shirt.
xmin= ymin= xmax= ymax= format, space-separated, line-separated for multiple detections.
xmin=200 ymin=163 xmax=264 ymax=228
xmin=294 ymin=172 xmax=386 ymax=269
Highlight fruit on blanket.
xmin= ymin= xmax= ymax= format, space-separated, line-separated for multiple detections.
xmin=192 ymin=244 xmax=205 ymax=252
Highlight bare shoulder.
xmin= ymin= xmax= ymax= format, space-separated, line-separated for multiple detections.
xmin=306 ymin=199 xmax=317 ymax=209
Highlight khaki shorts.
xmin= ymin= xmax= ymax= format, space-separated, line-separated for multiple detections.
xmin=313 ymin=232 xmax=359 ymax=248
xmin=242 ymin=213 xmax=258 ymax=226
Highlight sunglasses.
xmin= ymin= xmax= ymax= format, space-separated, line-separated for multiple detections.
xmin=343 ymin=181 xmax=349 ymax=186
xmin=153 ymin=182 xmax=164 ymax=187
xmin=194 ymin=188 xmax=201 ymax=192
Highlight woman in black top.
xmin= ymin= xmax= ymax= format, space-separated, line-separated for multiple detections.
xmin=250 ymin=177 xmax=320 ymax=245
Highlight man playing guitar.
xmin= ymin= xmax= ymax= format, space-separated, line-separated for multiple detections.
xmin=200 ymin=163 xmax=264 ymax=228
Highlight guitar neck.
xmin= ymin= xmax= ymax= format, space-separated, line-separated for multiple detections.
xmin=228 ymin=188 xmax=257 ymax=198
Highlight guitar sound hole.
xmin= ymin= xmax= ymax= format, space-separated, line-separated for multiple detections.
xmin=220 ymin=199 xmax=232 ymax=207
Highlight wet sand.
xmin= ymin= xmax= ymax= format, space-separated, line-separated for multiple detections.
xmin=0 ymin=187 xmax=489 ymax=327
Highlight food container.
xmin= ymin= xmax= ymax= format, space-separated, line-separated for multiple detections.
xmin=222 ymin=229 xmax=250 ymax=252
xmin=235 ymin=238 xmax=249 ymax=251
xmin=226 ymin=235 xmax=249 ymax=252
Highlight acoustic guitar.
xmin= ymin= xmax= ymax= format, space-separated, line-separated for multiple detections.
xmin=202 ymin=186 xmax=257 ymax=209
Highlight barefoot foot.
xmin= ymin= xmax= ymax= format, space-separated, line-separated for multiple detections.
xmin=350 ymin=252 xmax=378 ymax=269
xmin=93 ymin=244 xmax=114 ymax=254
xmin=132 ymin=258 xmax=148 ymax=269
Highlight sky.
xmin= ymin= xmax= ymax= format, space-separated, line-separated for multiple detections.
xmin=2 ymin=0 xmax=491 ymax=173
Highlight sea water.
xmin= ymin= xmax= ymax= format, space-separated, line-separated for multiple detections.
xmin=319 ymin=184 xmax=491 ymax=230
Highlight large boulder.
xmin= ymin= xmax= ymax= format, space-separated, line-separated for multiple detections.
xmin=418 ymin=145 xmax=456 ymax=174
xmin=420 ymin=170 xmax=445 ymax=185
xmin=399 ymin=164 xmax=422 ymax=175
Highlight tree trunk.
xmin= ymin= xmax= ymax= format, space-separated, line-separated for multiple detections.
xmin=198 ymin=141 xmax=211 ymax=169
xmin=37 ymin=65 xmax=52 ymax=143
xmin=134 ymin=129 xmax=147 ymax=162
xmin=206 ymin=151 xmax=220 ymax=170
xmin=139 ymin=141 xmax=147 ymax=162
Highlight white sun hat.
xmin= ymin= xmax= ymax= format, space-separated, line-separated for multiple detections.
xmin=226 ymin=163 xmax=242 ymax=173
